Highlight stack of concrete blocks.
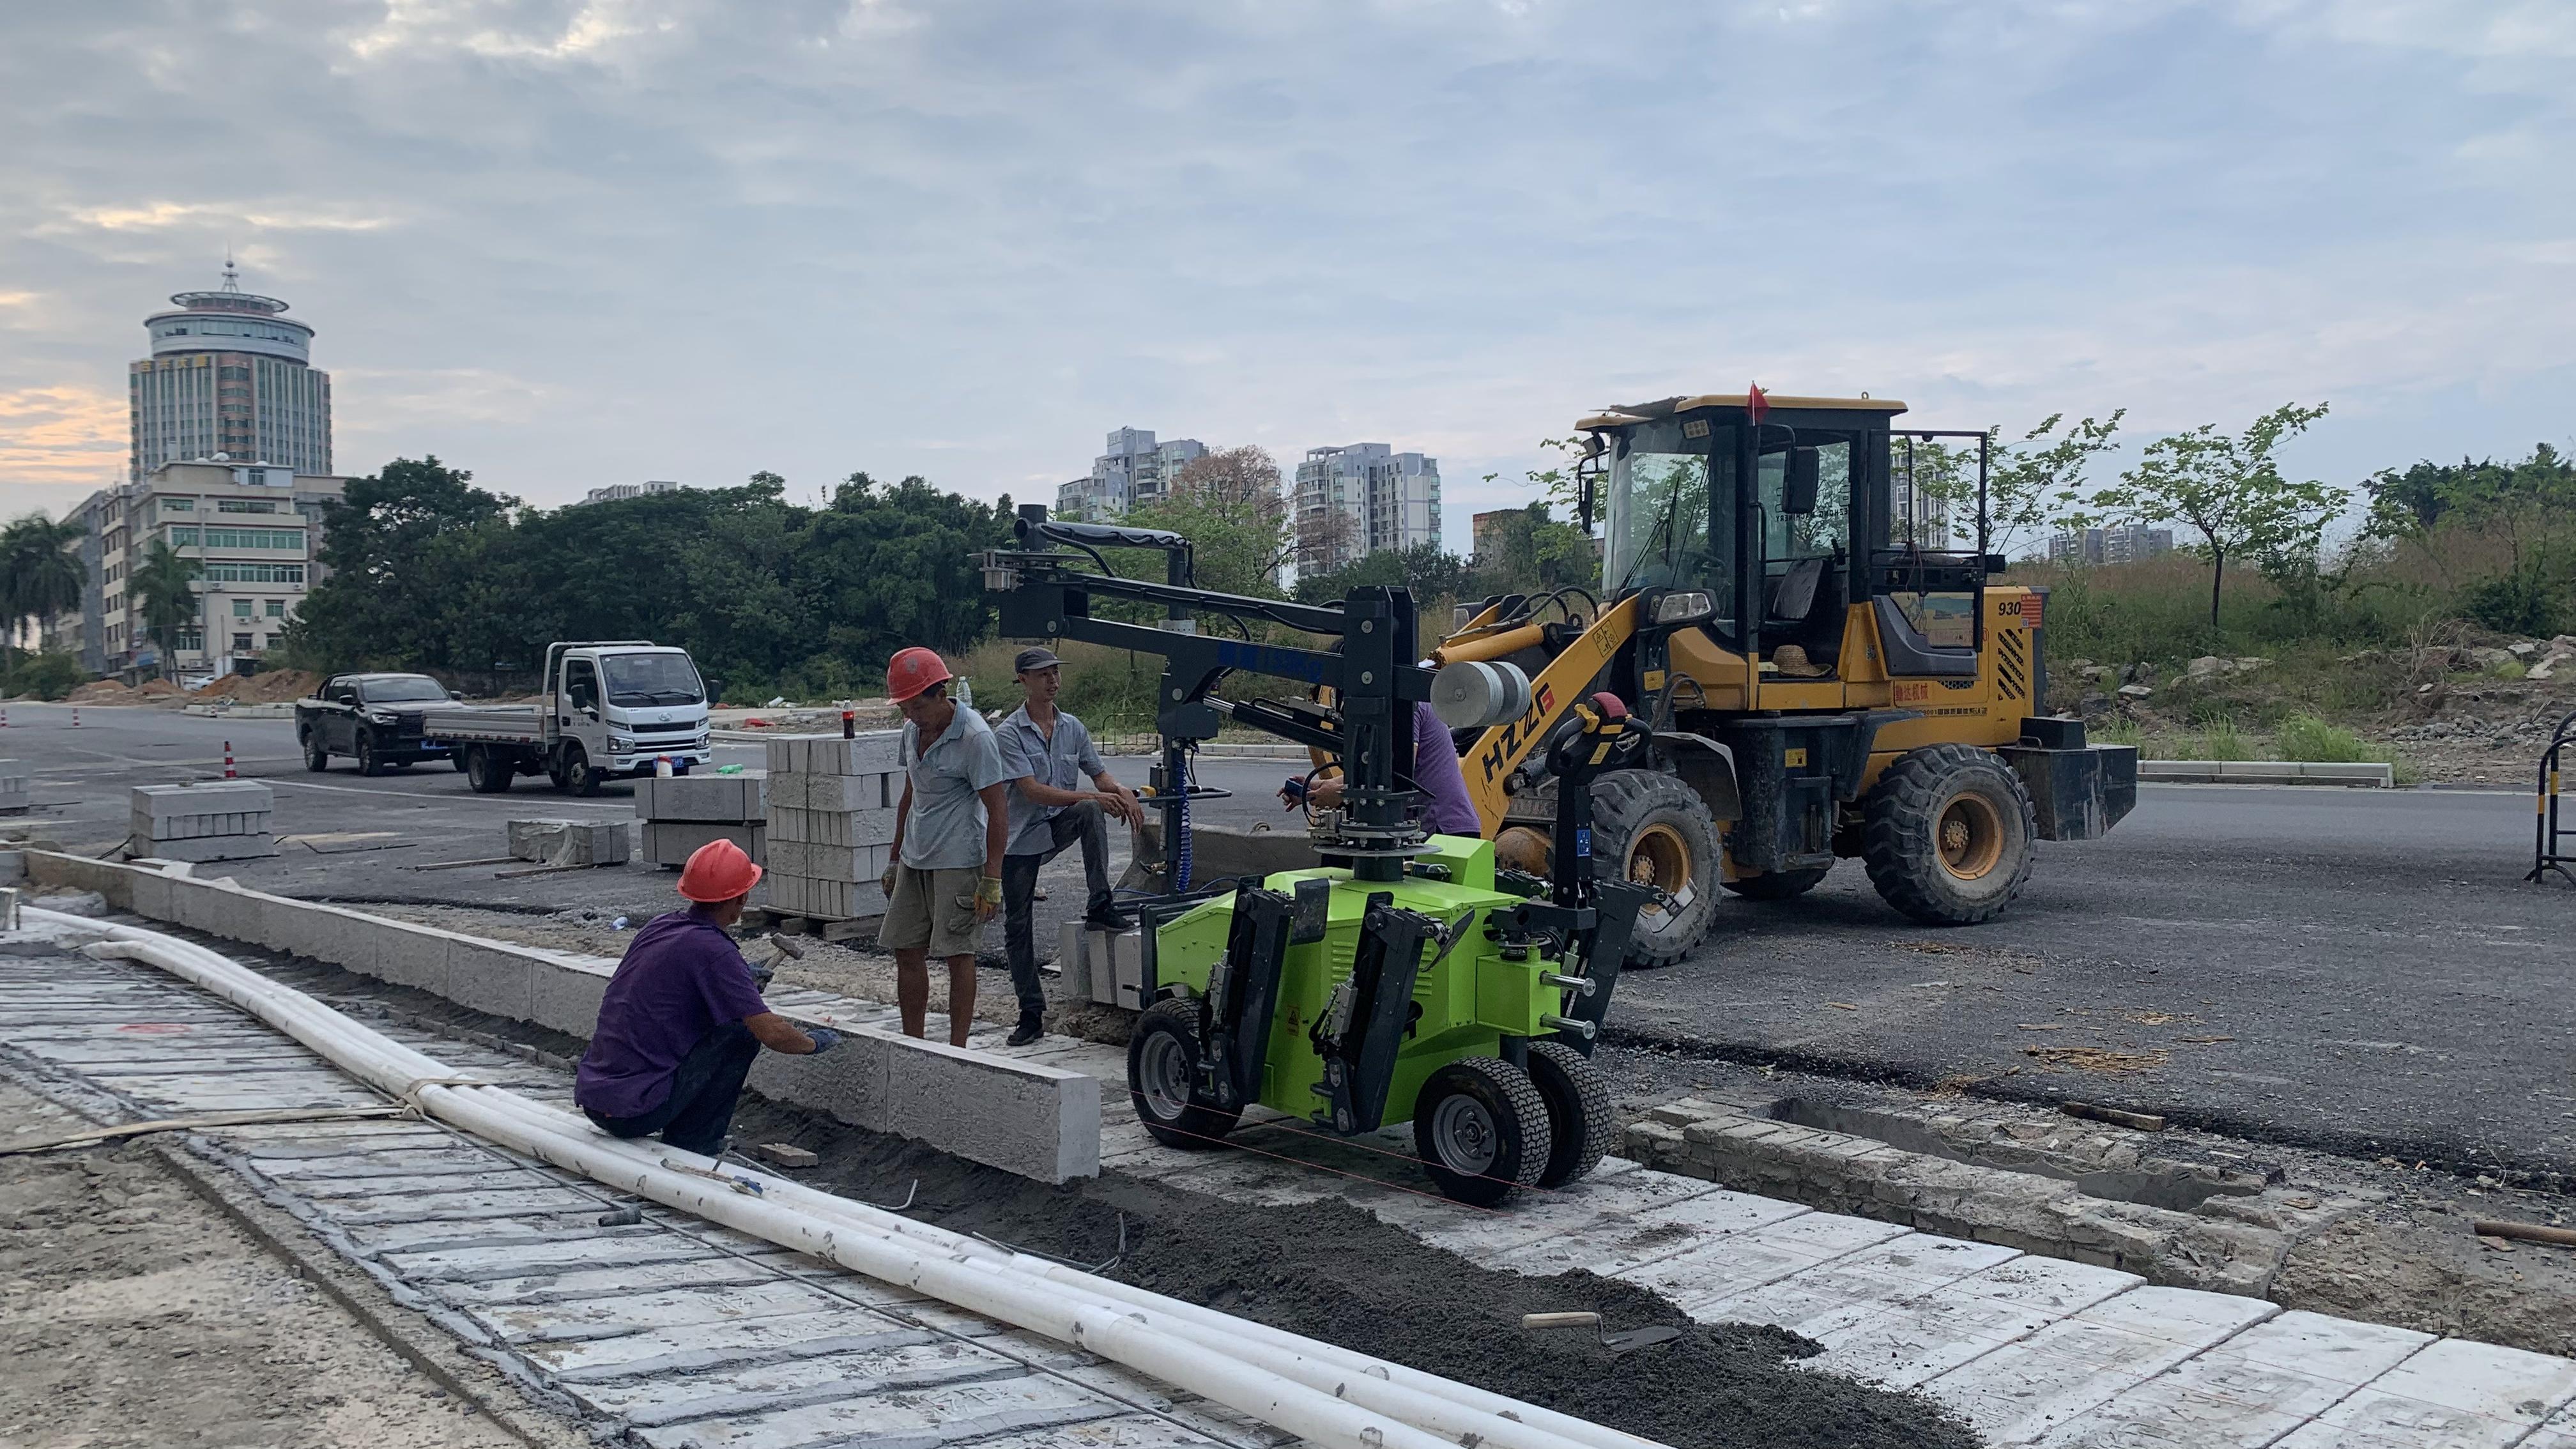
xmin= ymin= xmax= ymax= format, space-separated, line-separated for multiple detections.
xmin=1055 ymin=923 xmax=1146 ymax=1010
xmin=634 ymin=774 xmax=767 ymax=868
xmin=129 ymin=781 xmax=275 ymax=862
xmin=504 ymin=818 xmax=632 ymax=866
xmin=764 ymin=732 xmax=902 ymax=920
xmin=0 ymin=760 xmax=27 ymax=816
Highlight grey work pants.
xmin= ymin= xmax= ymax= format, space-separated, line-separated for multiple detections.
xmin=1001 ymin=801 xmax=1114 ymax=1017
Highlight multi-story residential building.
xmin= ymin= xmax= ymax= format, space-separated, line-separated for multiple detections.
xmin=2046 ymin=524 xmax=2175 ymax=567
xmin=129 ymin=262 xmax=331 ymax=482
xmin=66 ymin=459 xmax=347 ymax=678
xmin=574 ymin=480 xmax=687 ymax=507
xmin=1054 ymin=427 xmax=1206 ymax=520
xmin=1471 ymin=509 xmax=1516 ymax=562
xmin=1293 ymin=443 xmax=1441 ymax=574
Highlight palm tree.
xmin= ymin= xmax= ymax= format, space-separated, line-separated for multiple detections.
xmin=128 ymin=540 xmax=203 ymax=680
xmin=0 ymin=512 xmax=88 ymax=685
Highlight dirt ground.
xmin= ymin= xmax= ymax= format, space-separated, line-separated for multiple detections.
xmin=0 ymin=1081 xmax=523 ymax=1449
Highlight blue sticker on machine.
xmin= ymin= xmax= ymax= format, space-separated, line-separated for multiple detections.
xmin=1575 ymin=827 xmax=1591 ymax=857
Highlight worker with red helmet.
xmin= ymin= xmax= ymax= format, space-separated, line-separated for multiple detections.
xmin=575 ymin=839 xmax=841 ymax=1156
xmin=878 ymin=646 xmax=1013 ymax=1046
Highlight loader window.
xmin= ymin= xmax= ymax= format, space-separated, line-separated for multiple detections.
xmin=1604 ymin=420 xmax=1738 ymax=627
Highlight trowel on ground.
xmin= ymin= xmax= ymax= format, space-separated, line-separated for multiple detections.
xmin=1520 ymin=1311 xmax=1685 ymax=1356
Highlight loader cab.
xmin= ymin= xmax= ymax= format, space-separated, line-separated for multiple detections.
xmin=1591 ymin=394 xmax=1917 ymax=677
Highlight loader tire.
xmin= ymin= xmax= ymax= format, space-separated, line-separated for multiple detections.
xmin=1862 ymin=743 xmax=2036 ymax=925
xmin=1128 ymin=999 xmax=1241 ymax=1150
xmin=1526 ymin=1040 xmax=1613 ymax=1188
xmin=1413 ymin=1057 xmax=1552 ymax=1206
xmin=1723 ymin=863 xmax=1832 ymax=900
xmin=1591 ymin=769 xmax=1719 ymax=970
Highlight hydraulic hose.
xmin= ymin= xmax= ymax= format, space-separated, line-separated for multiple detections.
xmin=27 ymin=907 xmax=1654 ymax=1449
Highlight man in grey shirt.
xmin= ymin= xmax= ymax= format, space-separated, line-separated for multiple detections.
xmin=996 ymin=647 xmax=1141 ymax=1045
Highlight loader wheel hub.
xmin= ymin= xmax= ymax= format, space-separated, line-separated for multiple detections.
xmin=1937 ymin=795 xmax=2005 ymax=880
xmin=1627 ymin=824 xmax=1692 ymax=916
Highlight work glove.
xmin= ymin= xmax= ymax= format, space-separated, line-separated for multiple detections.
xmin=974 ymin=874 xmax=1004 ymax=923
xmin=803 ymin=1027 xmax=843 ymax=1055
xmin=880 ymin=863 xmax=899 ymax=896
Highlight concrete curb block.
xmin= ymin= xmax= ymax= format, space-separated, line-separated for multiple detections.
xmin=18 ymin=848 xmax=1100 ymax=1183
xmin=2139 ymin=760 xmax=2394 ymax=786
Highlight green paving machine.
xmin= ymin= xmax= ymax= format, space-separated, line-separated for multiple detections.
xmin=981 ymin=509 xmax=1653 ymax=1204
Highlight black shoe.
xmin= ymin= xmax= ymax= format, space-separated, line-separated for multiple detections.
xmin=1084 ymin=900 xmax=1135 ymax=931
xmin=1007 ymin=1013 xmax=1045 ymax=1047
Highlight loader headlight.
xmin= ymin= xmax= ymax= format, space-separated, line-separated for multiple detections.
xmin=1651 ymin=590 xmax=1715 ymax=625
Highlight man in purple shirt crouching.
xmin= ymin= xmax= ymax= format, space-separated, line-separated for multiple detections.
xmin=576 ymin=839 xmax=841 ymax=1157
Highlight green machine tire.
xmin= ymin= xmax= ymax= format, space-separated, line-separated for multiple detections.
xmin=1127 ymin=999 xmax=1241 ymax=1149
xmin=1525 ymin=1041 xmax=1613 ymax=1188
xmin=1413 ymin=1057 xmax=1552 ymax=1206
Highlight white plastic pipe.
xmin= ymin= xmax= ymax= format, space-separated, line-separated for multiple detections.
xmin=42 ymin=912 xmax=1655 ymax=1449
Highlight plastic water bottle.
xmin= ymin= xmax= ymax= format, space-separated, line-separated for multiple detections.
xmin=611 ymin=916 xmax=630 ymax=930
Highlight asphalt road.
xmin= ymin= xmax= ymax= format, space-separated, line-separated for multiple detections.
xmin=10 ymin=704 xmax=2571 ymax=1183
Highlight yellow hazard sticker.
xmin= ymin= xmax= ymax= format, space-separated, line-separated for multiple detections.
xmin=1784 ymin=747 xmax=1809 ymax=767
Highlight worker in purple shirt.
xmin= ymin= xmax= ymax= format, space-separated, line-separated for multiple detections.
xmin=1282 ymin=698 xmax=1481 ymax=836
xmin=575 ymin=839 xmax=841 ymax=1158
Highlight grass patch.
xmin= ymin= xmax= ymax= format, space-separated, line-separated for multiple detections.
xmin=2276 ymin=714 xmax=2387 ymax=764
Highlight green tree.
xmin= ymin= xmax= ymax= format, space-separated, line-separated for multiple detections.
xmin=1129 ymin=446 xmax=1293 ymax=597
xmin=128 ymin=540 xmax=202 ymax=678
xmin=1466 ymin=502 xmax=1596 ymax=603
xmin=2362 ymin=445 xmax=2576 ymax=633
xmin=0 ymin=512 xmax=88 ymax=673
xmin=2087 ymin=403 xmax=2339 ymax=628
xmin=292 ymin=457 xmax=519 ymax=669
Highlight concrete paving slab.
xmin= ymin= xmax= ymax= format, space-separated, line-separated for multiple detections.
xmin=521 ymin=1312 xmax=941 ymax=1382
xmin=1694 ymin=1234 xmax=2025 ymax=1342
xmin=627 ymin=1370 xmax=1128 ymax=1449
xmin=2271 ymin=1337 xmax=2576 ymax=1449
xmin=1487 ymin=1185 xmax=1813 ymax=1277
xmin=1639 ymin=1211 xmax=1917 ymax=1312
xmin=2032 ymin=1310 xmax=2433 ymax=1448
xmin=1803 ymin=1254 xmax=2145 ymax=1390
xmin=473 ymin=1280 xmax=859 ymax=1344
xmin=1922 ymin=1285 xmax=2280 ymax=1444
xmin=578 ymin=1337 xmax=1084 ymax=1429
xmin=441 ymin=937 xmax=539 ymax=1020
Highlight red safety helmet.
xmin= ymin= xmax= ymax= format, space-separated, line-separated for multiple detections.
xmin=887 ymin=647 xmax=953 ymax=704
xmin=677 ymin=838 xmax=763 ymax=903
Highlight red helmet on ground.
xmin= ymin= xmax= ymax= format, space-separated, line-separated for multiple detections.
xmin=677 ymin=838 xmax=763 ymax=903
xmin=887 ymin=647 xmax=953 ymax=704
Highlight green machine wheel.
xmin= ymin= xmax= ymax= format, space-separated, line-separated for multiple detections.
xmin=1413 ymin=1057 xmax=1552 ymax=1206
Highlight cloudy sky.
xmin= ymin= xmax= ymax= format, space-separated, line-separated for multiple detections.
xmin=3 ymin=0 xmax=2568 ymax=546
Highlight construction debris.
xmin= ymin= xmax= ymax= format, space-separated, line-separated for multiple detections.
xmin=503 ymin=817 xmax=631 ymax=866
xmin=2060 ymin=1101 xmax=2168 ymax=1132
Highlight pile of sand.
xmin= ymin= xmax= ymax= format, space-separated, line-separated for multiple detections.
xmin=66 ymin=680 xmax=141 ymax=705
xmin=190 ymin=669 xmax=323 ymax=703
xmin=136 ymin=678 xmax=184 ymax=697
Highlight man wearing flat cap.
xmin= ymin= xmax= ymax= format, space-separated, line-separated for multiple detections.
xmin=995 ymin=646 xmax=1141 ymax=1045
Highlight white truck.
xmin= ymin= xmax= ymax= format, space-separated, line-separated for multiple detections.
xmin=425 ymin=640 xmax=715 ymax=795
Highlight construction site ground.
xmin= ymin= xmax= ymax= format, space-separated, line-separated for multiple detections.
xmin=5 ymin=700 xmax=2574 ymax=1446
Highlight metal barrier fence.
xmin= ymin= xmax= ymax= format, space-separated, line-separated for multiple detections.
xmin=2531 ymin=709 xmax=2576 ymax=886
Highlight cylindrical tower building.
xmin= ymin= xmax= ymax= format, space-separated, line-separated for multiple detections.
xmin=128 ymin=261 xmax=332 ymax=480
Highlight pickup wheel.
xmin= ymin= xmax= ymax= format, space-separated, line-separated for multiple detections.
xmin=301 ymin=730 xmax=330 ymax=773
xmin=354 ymin=730 xmax=387 ymax=778
xmin=464 ymin=745 xmax=515 ymax=795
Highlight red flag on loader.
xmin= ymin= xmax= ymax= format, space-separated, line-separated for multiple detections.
xmin=1747 ymin=381 xmax=1770 ymax=426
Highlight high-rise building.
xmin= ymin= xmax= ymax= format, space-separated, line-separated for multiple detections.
xmin=129 ymin=262 xmax=332 ymax=481
xmin=1054 ymin=427 xmax=1206 ymax=520
xmin=2046 ymin=524 xmax=2175 ymax=566
xmin=1294 ymin=443 xmax=1441 ymax=574
xmin=66 ymin=459 xmax=347 ymax=677
xmin=574 ymin=480 xmax=688 ymax=507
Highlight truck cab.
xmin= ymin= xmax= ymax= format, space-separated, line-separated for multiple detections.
xmin=540 ymin=641 xmax=713 ymax=789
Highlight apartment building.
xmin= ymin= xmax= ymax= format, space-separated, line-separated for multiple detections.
xmin=1054 ymin=427 xmax=1206 ymax=520
xmin=2047 ymin=524 xmax=2177 ymax=567
xmin=1293 ymin=443 xmax=1441 ymax=574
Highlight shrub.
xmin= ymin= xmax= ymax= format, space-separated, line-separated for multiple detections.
xmin=6 ymin=651 xmax=92 ymax=701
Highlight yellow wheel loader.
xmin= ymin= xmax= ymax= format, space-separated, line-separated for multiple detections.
xmin=1433 ymin=392 xmax=2137 ymax=969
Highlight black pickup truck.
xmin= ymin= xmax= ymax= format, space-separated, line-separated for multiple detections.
xmin=296 ymin=673 xmax=458 ymax=776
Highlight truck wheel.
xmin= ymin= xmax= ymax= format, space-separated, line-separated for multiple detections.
xmin=464 ymin=745 xmax=515 ymax=795
xmin=1413 ymin=1057 xmax=1552 ymax=1206
xmin=1525 ymin=1041 xmax=1613 ymax=1188
xmin=354 ymin=730 xmax=385 ymax=778
xmin=557 ymin=744 xmax=602 ymax=797
xmin=1724 ymin=863 xmax=1832 ymax=900
xmin=1127 ymin=999 xmax=1240 ymax=1149
xmin=1591 ymin=770 xmax=1719 ymax=970
xmin=301 ymin=730 xmax=330 ymax=773
xmin=1862 ymin=743 xmax=2037 ymax=925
